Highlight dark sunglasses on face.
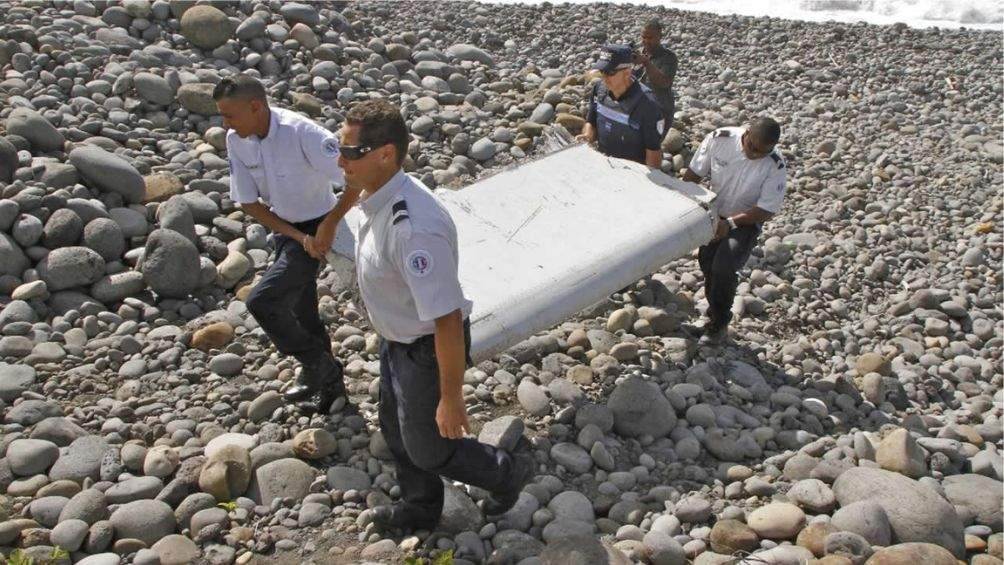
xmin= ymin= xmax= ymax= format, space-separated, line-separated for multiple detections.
xmin=339 ymin=144 xmax=376 ymax=160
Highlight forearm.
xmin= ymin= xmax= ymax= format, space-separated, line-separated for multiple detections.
xmin=319 ymin=185 xmax=363 ymax=232
xmin=433 ymin=309 xmax=466 ymax=403
xmin=727 ymin=207 xmax=774 ymax=226
xmin=239 ymin=202 xmax=305 ymax=242
xmin=644 ymin=61 xmax=671 ymax=88
xmin=580 ymin=123 xmax=596 ymax=142
xmin=645 ymin=149 xmax=662 ymax=169
xmin=682 ymin=169 xmax=703 ymax=183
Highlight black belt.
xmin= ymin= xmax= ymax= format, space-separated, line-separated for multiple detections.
xmin=393 ymin=318 xmax=473 ymax=366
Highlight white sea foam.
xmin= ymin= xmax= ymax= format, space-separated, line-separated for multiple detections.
xmin=479 ymin=0 xmax=1004 ymax=30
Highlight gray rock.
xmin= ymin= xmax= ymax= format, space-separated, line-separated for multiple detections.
xmin=30 ymin=495 xmax=70 ymax=527
xmin=675 ymin=496 xmax=713 ymax=523
xmin=469 ymin=137 xmax=496 ymax=161
xmin=91 ymin=271 xmax=145 ymax=304
xmin=209 ymin=353 xmax=243 ymax=376
xmin=247 ymin=391 xmax=283 ymax=423
xmin=156 ymin=194 xmax=197 ymax=243
xmin=326 ymin=465 xmax=371 ymax=491
xmin=106 ymin=476 xmax=164 ymax=504
xmin=942 ymin=474 xmax=1002 ymax=531
xmin=0 ymin=299 xmax=35 ymax=325
xmin=445 ymin=43 xmax=494 ymax=66
xmin=177 ymin=83 xmax=218 ymax=115
xmin=36 ymin=246 xmax=105 ymax=291
xmin=440 ymin=481 xmax=484 ymax=533
xmin=236 ymin=16 xmax=266 ymax=40
xmin=0 ymin=232 xmax=28 ymax=277
xmin=0 ymin=199 xmax=18 ymax=231
xmin=109 ymin=207 xmax=149 ymax=238
xmin=608 ymin=377 xmax=676 ymax=438
xmin=51 ymin=518 xmax=89 ymax=552
xmin=642 ymin=531 xmax=687 ymax=565
xmin=824 ymin=531 xmax=874 ymax=564
xmin=6 ymin=439 xmax=59 ymax=476
xmin=49 ymin=436 xmax=112 ymax=483
xmin=6 ymin=399 xmax=62 ymax=425
xmin=830 ymin=500 xmax=892 ymax=546
xmin=134 ymin=72 xmax=175 ymax=105
xmin=180 ymin=5 xmax=234 ymax=49
xmin=110 ymin=499 xmax=176 ymax=545
xmin=0 ymin=363 xmax=35 ymax=401
xmin=12 ymin=214 xmax=42 ymax=247
xmin=0 ymin=138 xmax=17 ymax=182
xmin=69 ymin=145 xmax=145 ymax=204
xmin=832 ymin=467 xmax=964 ymax=557
xmin=530 ymin=103 xmax=555 ymax=124
xmin=280 ymin=2 xmax=319 ymax=25
xmin=517 ymin=379 xmax=550 ymax=416
xmin=42 ymin=209 xmax=84 ymax=248
xmin=59 ymin=488 xmax=109 ymax=524
xmin=550 ymin=443 xmax=592 ymax=474
xmin=7 ymin=107 xmax=64 ymax=151
xmin=298 ymin=502 xmax=330 ymax=527
xmin=142 ymin=229 xmax=200 ymax=298
xmin=248 ymin=458 xmax=315 ymax=505
xmin=83 ymin=218 xmax=126 ymax=262
xmin=31 ymin=416 xmax=88 ymax=446
xmin=479 ymin=415 xmax=525 ymax=451
xmin=152 ymin=534 xmax=201 ymax=564
xmin=548 ymin=490 xmax=594 ymax=522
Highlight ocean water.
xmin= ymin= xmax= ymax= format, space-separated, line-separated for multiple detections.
xmin=480 ymin=0 xmax=1004 ymax=30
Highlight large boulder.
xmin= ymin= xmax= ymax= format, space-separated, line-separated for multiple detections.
xmin=180 ymin=5 xmax=234 ymax=49
xmin=68 ymin=145 xmax=145 ymax=204
xmin=7 ymin=108 xmax=64 ymax=151
xmin=607 ymin=377 xmax=676 ymax=438
xmin=142 ymin=229 xmax=200 ymax=298
xmin=832 ymin=467 xmax=964 ymax=557
xmin=177 ymin=83 xmax=218 ymax=115
xmin=49 ymin=436 xmax=112 ymax=483
xmin=36 ymin=247 xmax=105 ymax=291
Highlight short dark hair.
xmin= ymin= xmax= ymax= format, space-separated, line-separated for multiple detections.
xmin=212 ymin=75 xmax=267 ymax=103
xmin=643 ymin=19 xmax=662 ymax=34
xmin=749 ymin=117 xmax=781 ymax=145
xmin=345 ymin=99 xmax=409 ymax=167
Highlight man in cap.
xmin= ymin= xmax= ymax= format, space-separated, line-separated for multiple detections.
xmin=578 ymin=44 xmax=665 ymax=168
xmin=682 ymin=117 xmax=787 ymax=345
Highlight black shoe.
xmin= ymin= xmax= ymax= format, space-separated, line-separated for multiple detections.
xmin=483 ymin=437 xmax=535 ymax=517
xmin=284 ymin=353 xmax=346 ymax=404
xmin=699 ymin=323 xmax=728 ymax=346
xmin=371 ymin=503 xmax=439 ymax=532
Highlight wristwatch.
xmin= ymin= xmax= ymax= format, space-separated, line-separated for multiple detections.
xmin=726 ymin=217 xmax=737 ymax=230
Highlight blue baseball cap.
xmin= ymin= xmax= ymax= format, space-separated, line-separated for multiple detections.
xmin=593 ymin=44 xmax=634 ymax=74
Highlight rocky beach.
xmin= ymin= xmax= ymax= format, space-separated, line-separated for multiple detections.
xmin=0 ymin=1 xmax=1001 ymax=564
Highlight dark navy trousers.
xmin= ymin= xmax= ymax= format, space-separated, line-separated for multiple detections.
xmin=378 ymin=322 xmax=514 ymax=519
xmin=697 ymin=224 xmax=760 ymax=327
xmin=245 ymin=215 xmax=329 ymax=365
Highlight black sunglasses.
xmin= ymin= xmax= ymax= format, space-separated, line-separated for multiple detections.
xmin=339 ymin=144 xmax=376 ymax=160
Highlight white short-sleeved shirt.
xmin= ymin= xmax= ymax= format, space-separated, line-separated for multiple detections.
xmin=226 ymin=107 xmax=344 ymax=223
xmin=355 ymin=170 xmax=474 ymax=344
xmin=688 ymin=126 xmax=787 ymax=217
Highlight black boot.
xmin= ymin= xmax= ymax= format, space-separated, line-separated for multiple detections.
xmin=483 ymin=437 xmax=536 ymax=517
xmin=315 ymin=355 xmax=347 ymax=414
xmin=371 ymin=503 xmax=439 ymax=532
xmin=283 ymin=366 xmax=321 ymax=403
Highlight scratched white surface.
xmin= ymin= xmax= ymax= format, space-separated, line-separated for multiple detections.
xmin=331 ymin=144 xmax=716 ymax=360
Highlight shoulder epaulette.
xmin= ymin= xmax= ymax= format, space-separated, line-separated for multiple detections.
xmin=770 ymin=152 xmax=785 ymax=169
xmin=714 ymin=129 xmax=732 ymax=138
xmin=392 ymin=200 xmax=409 ymax=225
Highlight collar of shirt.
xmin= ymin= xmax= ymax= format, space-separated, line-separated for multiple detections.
xmin=360 ymin=169 xmax=407 ymax=218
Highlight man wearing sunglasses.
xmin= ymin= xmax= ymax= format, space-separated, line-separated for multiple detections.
xmin=338 ymin=100 xmax=534 ymax=532
xmin=682 ymin=118 xmax=787 ymax=345
xmin=215 ymin=74 xmax=359 ymax=413
xmin=578 ymin=44 xmax=665 ymax=169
